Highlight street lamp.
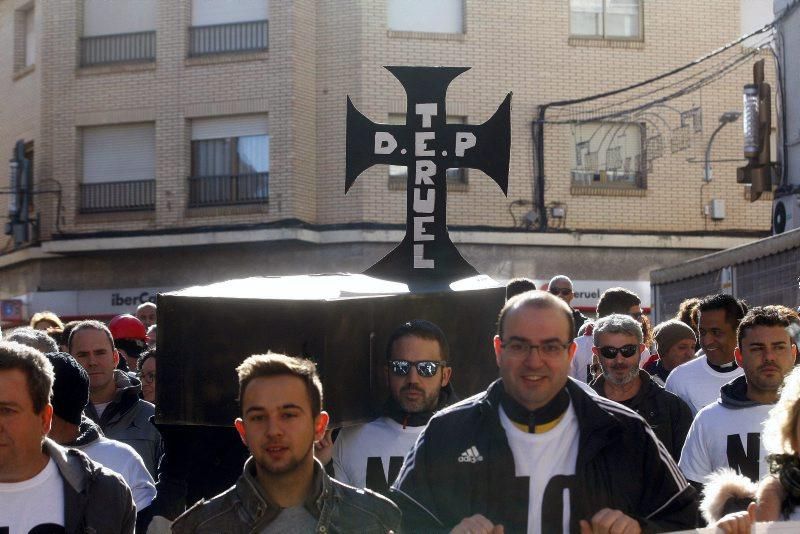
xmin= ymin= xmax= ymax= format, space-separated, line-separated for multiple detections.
xmin=704 ymin=111 xmax=742 ymax=182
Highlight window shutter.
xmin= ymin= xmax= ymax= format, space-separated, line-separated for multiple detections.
xmin=192 ymin=114 xmax=269 ymax=140
xmin=83 ymin=124 xmax=155 ymax=184
xmin=24 ymin=7 xmax=36 ymax=66
xmin=83 ymin=0 xmax=156 ymax=36
xmin=192 ymin=0 xmax=269 ymax=26
xmin=387 ymin=0 xmax=463 ymax=33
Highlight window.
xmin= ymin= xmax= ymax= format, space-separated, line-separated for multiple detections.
xmin=24 ymin=5 xmax=36 ymax=67
xmin=570 ymin=0 xmax=642 ymax=40
xmin=387 ymin=114 xmax=467 ymax=186
xmin=740 ymin=0 xmax=774 ymax=47
xmin=81 ymin=123 xmax=156 ymax=212
xmin=13 ymin=3 xmax=36 ymax=72
xmin=190 ymin=0 xmax=269 ymax=56
xmin=190 ymin=114 xmax=269 ymax=207
xmin=570 ymin=121 xmax=645 ymax=188
xmin=81 ymin=0 xmax=156 ymax=66
xmin=387 ymin=0 xmax=464 ymax=34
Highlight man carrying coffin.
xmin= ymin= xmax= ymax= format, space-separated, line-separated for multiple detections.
xmin=391 ymin=290 xmax=698 ymax=533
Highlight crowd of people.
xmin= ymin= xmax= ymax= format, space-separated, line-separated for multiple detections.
xmin=2 ymin=280 xmax=800 ymax=533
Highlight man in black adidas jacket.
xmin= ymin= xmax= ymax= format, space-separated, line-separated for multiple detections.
xmin=391 ymin=290 xmax=698 ymax=533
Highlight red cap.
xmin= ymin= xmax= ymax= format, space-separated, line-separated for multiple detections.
xmin=109 ymin=314 xmax=147 ymax=341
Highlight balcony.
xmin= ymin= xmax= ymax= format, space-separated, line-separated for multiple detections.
xmin=188 ymin=173 xmax=269 ymax=207
xmin=79 ymin=180 xmax=155 ymax=213
xmin=79 ymin=31 xmax=156 ymax=67
xmin=188 ymin=20 xmax=268 ymax=56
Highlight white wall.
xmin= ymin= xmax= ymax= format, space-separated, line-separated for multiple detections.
xmin=387 ymin=0 xmax=464 ymax=33
xmin=83 ymin=0 xmax=156 ymax=36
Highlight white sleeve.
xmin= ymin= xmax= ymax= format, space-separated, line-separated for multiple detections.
xmin=331 ymin=430 xmax=353 ymax=485
xmin=678 ymin=414 xmax=712 ymax=484
xmin=121 ymin=449 xmax=156 ymax=511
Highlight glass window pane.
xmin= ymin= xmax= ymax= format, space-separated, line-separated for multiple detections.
xmin=237 ymin=135 xmax=269 ymax=174
xmin=571 ymin=0 xmax=603 ymax=36
xmin=193 ymin=138 xmax=232 ymax=176
xmin=605 ymin=0 xmax=640 ymax=38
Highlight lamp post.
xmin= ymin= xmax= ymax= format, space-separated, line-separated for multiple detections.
xmin=704 ymin=111 xmax=741 ymax=182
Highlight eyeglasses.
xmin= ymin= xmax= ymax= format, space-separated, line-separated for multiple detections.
xmin=139 ymin=372 xmax=156 ymax=384
xmin=629 ymin=312 xmax=643 ymax=320
xmin=549 ymin=287 xmax=572 ymax=296
xmin=500 ymin=340 xmax=570 ymax=359
xmin=389 ymin=360 xmax=448 ymax=378
xmin=598 ymin=345 xmax=639 ymax=359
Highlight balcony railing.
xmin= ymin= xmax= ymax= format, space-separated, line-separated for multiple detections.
xmin=79 ymin=31 xmax=156 ymax=67
xmin=188 ymin=173 xmax=269 ymax=207
xmin=188 ymin=20 xmax=268 ymax=56
xmin=80 ymin=180 xmax=156 ymax=213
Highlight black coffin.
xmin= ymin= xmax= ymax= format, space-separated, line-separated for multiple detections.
xmin=156 ymin=274 xmax=505 ymax=428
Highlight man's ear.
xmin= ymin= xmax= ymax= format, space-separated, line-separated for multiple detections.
xmin=40 ymin=404 xmax=53 ymax=436
xmin=493 ymin=335 xmax=503 ymax=367
xmin=314 ymin=411 xmax=330 ymax=442
xmin=734 ymin=346 xmax=744 ymax=367
xmin=112 ymin=349 xmax=120 ymax=367
xmin=441 ymin=365 xmax=452 ymax=387
xmin=234 ymin=418 xmax=248 ymax=447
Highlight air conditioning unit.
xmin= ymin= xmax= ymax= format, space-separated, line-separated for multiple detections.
xmin=772 ymin=194 xmax=800 ymax=235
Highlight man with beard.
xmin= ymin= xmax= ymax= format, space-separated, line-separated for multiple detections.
xmin=172 ymin=352 xmax=399 ymax=533
xmin=330 ymin=319 xmax=455 ymax=496
xmin=680 ymin=305 xmax=799 ymax=490
xmin=590 ymin=314 xmax=693 ymax=461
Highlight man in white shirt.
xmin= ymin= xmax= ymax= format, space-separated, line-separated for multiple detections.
xmin=44 ymin=352 xmax=156 ymax=524
xmin=666 ymin=294 xmax=747 ymax=415
xmin=679 ymin=305 xmax=799 ymax=492
xmin=329 ymin=319 xmax=455 ymax=495
xmin=0 ymin=341 xmax=135 ymax=533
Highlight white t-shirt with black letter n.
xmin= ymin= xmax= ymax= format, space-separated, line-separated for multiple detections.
xmin=679 ymin=401 xmax=772 ymax=484
xmin=0 ymin=458 xmax=66 ymax=534
xmin=332 ymin=416 xmax=422 ymax=495
xmin=499 ymin=404 xmax=579 ymax=534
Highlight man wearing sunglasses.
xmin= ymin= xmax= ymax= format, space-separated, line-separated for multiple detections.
xmin=590 ymin=314 xmax=693 ymax=462
xmin=392 ymin=291 xmax=697 ymax=533
xmin=547 ymin=275 xmax=587 ymax=337
xmin=570 ymin=287 xmax=651 ymax=383
xmin=330 ymin=319 xmax=455 ymax=496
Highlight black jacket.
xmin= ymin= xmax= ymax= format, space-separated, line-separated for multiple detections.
xmin=391 ymin=379 xmax=698 ymax=533
xmin=44 ymin=438 xmax=136 ymax=533
xmin=591 ymin=370 xmax=694 ymax=462
xmin=572 ymin=308 xmax=588 ymax=337
xmin=172 ymin=457 xmax=400 ymax=533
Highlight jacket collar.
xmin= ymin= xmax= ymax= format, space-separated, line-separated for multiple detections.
xmin=64 ymin=416 xmax=103 ymax=448
xmin=43 ymin=438 xmax=91 ymax=494
xmin=590 ymin=370 xmax=656 ymax=409
xmin=236 ymin=456 xmax=327 ymax=526
xmin=720 ymin=374 xmax=765 ymax=408
xmin=565 ymin=379 xmax=627 ymax=464
xmin=86 ymin=370 xmax=142 ymax=423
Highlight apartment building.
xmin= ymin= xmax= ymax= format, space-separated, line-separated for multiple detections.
xmin=0 ymin=0 xmax=775 ymax=320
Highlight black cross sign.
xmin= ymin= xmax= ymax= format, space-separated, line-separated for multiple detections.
xmin=346 ymin=66 xmax=512 ymax=290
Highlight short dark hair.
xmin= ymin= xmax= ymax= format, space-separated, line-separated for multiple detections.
xmin=697 ymin=294 xmax=747 ymax=331
xmin=6 ymin=327 xmax=59 ymax=354
xmin=138 ymin=348 xmax=156 ymax=371
xmin=737 ymin=305 xmax=800 ymax=347
xmin=505 ymin=278 xmax=537 ymax=301
xmin=67 ymin=320 xmax=115 ymax=353
xmin=0 ymin=341 xmax=54 ymax=413
xmin=386 ymin=319 xmax=450 ymax=362
xmin=596 ymin=287 xmax=640 ymax=318
xmin=496 ymin=290 xmax=574 ymax=341
xmin=236 ymin=352 xmax=323 ymax=418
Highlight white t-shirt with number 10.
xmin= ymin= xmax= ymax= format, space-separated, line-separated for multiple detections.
xmin=500 ymin=404 xmax=579 ymax=534
xmin=0 ymin=458 xmax=66 ymax=534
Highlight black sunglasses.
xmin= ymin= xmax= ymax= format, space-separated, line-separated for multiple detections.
xmin=598 ymin=345 xmax=639 ymax=359
xmin=389 ymin=360 xmax=447 ymax=378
